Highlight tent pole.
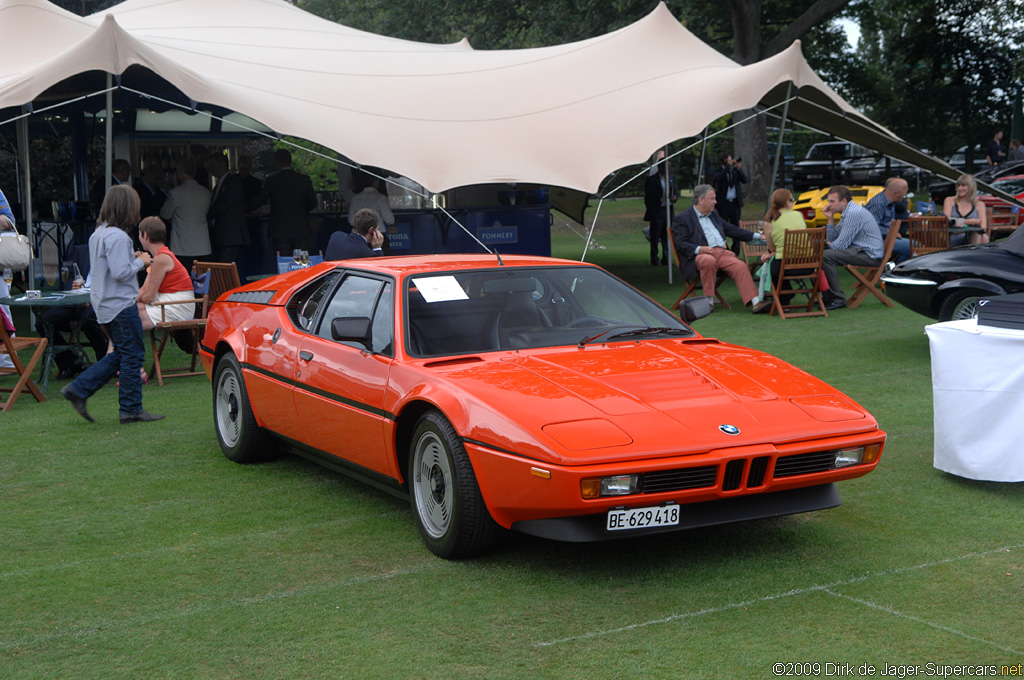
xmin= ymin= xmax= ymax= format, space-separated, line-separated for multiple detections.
xmin=770 ymin=82 xmax=794 ymax=193
xmin=104 ymin=74 xmax=113 ymax=196
xmin=17 ymin=111 xmax=34 ymax=294
xmin=697 ymin=127 xmax=709 ymax=184
xmin=581 ymin=198 xmax=604 ymax=262
xmin=663 ymin=146 xmax=672 ymax=284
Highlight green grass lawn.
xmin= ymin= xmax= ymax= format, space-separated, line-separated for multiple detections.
xmin=2 ymin=227 xmax=1022 ymax=679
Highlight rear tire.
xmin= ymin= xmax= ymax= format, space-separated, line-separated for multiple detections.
xmin=213 ymin=353 xmax=272 ymax=463
xmin=938 ymin=291 xmax=982 ymax=322
xmin=409 ymin=409 xmax=499 ymax=559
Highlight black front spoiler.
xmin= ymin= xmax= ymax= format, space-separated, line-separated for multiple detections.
xmin=510 ymin=484 xmax=840 ymax=542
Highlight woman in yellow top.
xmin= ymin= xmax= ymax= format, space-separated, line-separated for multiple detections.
xmin=758 ymin=188 xmax=808 ymax=309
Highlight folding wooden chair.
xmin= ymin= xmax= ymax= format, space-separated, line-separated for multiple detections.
xmin=987 ymin=206 xmax=1018 ymax=238
xmin=192 ymin=261 xmax=241 ymax=302
xmin=0 ymin=315 xmax=48 ymax=411
xmin=844 ymin=219 xmax=901 ymax=309
xmin=148 ymin=272 xmax=212 ymax=386
xmin=770 ymin=227 xmax=827 ymax=319
xmin=666 ymin=224 xmax=730 ymax=310
xmin=740 ymin=239 xmax=770 ymax=275
xmin=908 ymin=215 xmax=949 ymax=257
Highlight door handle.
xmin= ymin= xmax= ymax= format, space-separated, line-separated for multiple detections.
xmin=299 ymin=351 xmax=314 ymax=362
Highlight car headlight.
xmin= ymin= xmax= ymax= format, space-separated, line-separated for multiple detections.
xmin=581 ymin=474 xmax=639 ymax=499
xmin=834 ymin=444 xmax=882 ymax=468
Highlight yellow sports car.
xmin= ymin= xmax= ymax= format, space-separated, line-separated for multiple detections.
xmin=793 ymin=186 xmax=884 ymax=227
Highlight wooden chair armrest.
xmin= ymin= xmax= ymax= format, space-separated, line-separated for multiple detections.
xmin=154 ymin=319 xmax=207 ymax=331
xmin=146 ymin=296 xmax=200 ymax=322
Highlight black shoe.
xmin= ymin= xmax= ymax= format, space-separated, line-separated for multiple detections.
xmin=61 ymin=384 xmax=95 ymax=423
xmin=825 ymin=299 xmax=846 ymax=311
xmin=119 ymin=409 xmax=166 ymax=424
xmin=56 ymin=364 xmax=85 ymax=380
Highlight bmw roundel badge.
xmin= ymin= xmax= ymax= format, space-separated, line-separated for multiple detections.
xmin=719 ymin=424 xmax=741 ymax=436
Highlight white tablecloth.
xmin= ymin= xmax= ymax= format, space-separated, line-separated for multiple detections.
xmin=925 ymin=318 xmax=1024 ymax=481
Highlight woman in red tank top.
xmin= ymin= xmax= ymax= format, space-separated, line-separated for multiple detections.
xmin=137 ymin=217 xmax=196 ymax=331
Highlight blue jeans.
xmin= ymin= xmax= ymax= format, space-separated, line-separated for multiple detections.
xmin=891 ymin=238 xmax=911 ymax=263
xmin=68 ymin=304 xmax=145 ymax=416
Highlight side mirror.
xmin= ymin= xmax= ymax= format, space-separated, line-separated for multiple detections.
xmin=679 ymin=297 xmax=712 ymax=323
xmin=331 ymin=317 xmax=372 ymax=347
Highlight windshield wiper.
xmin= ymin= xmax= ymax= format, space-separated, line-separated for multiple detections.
xmin=578 ymin=326 xmax=689 ymax=347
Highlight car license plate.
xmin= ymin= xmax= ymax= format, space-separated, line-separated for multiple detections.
xmin=606 ymin=504 xmax=679 ymax=531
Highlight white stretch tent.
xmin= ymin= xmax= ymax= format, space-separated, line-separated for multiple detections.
xmin=0 ymin=0 xmax=976 ymax=196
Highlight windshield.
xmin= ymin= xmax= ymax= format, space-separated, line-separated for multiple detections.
xmin=807 ymin=143 xmax=851 ymax=160
xmin=404 ymin=265 xmax=694 ymax=356
xmin=992 ymin=178 xmax=1024 ymax=195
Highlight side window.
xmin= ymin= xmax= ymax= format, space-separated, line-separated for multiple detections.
xmin=288 ymin=271 xmax=342 ymax=331
xmin=371 ymin=283 xmax=394 ymax=355
xmin=315 ymin=275 xmax=384 ymax=346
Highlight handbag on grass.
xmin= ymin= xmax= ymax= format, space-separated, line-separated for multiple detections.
xmin=0 ymin=231 xmax=31 ymax=272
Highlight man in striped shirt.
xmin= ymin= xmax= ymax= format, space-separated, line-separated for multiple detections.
xmin=821 ymin=185 xmax=885 ymax=311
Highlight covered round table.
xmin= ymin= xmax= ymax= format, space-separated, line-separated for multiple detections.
xmin=0 ymin=290 xmax=93 ymax=394
xmin=925 ymin=318 xmax=1024 ymax=481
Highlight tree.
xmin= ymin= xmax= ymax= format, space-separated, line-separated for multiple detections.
xmin=48 ymin=0 xmax=120 ymax=14
xmin=721 ymin=0 xmax=853 ymax=200
xmin=846 ymin=0 xmax=1024 ymax=161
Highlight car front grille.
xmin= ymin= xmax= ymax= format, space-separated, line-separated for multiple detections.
xmin=773 ymin=450 xmax=837 ymax=478
xmin=642 ymin=466 xmax=717 ymax=493
xmin=635 ymin=451 xmax=836 ymax=495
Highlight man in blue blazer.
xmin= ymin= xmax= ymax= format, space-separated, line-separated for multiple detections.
xmin=672 ymin=184 xmax=768 ymax=312
xmin=325 ymin=209 xmax=384 ymax=260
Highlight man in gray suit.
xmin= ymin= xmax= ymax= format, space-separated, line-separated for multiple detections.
xmin=255 ymin=149 xmax=317 ymax=255
xmin=207 ymin=154 xmax=249 ymax=263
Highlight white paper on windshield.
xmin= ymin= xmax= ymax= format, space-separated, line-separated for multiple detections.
xmin=412 ymin=276 xmax=469 ymax=303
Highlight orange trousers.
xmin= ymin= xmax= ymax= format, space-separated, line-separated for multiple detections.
xmin=695 ymin=246 xmax=757 ymax=305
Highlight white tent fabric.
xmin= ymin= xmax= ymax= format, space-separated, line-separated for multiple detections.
xmin=1 ymin=0 xmax=967 ymax=195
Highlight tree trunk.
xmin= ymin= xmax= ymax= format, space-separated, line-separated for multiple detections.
xmin=723 ymin=0 xmax=853 ymax=205
xmin=728 ymin=0 xmax=770 ymax=204
xmin=735 ymin=113 xmax=771 ymax=205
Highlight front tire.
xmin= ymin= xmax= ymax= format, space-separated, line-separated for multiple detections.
xmin=409 ymin=410 xmax=499 ymax=559
xmin=938 ymin=291 xmax=982 ymax=322
xmin=213 ymin=353 xmax=272 ymax=463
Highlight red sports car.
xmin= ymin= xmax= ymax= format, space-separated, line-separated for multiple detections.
xmin=978 ymin=174 xmax=1024 ymax=229
xmin=200 ymin=255 xmax=884 ymax=559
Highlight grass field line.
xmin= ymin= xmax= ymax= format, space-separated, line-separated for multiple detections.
xmin=0 ymin=562 xmax=451 ymax=652
xmin=532 ymin=542 xmax=1024 ymax=648
xmin=822 ymin=589 xmax=1022 ymax=655
xmin=0 ymin=510 xmax=409 ymax=581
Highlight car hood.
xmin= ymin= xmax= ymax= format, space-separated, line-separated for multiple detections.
xmin=893 ymin=243 xmax=1024 ymax=279
xmin=421 ymin=339 xmax=877 ymax=465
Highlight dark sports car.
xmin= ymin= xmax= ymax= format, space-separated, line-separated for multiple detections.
xmin=881 ymin=228 xmax=1024 ymax=321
